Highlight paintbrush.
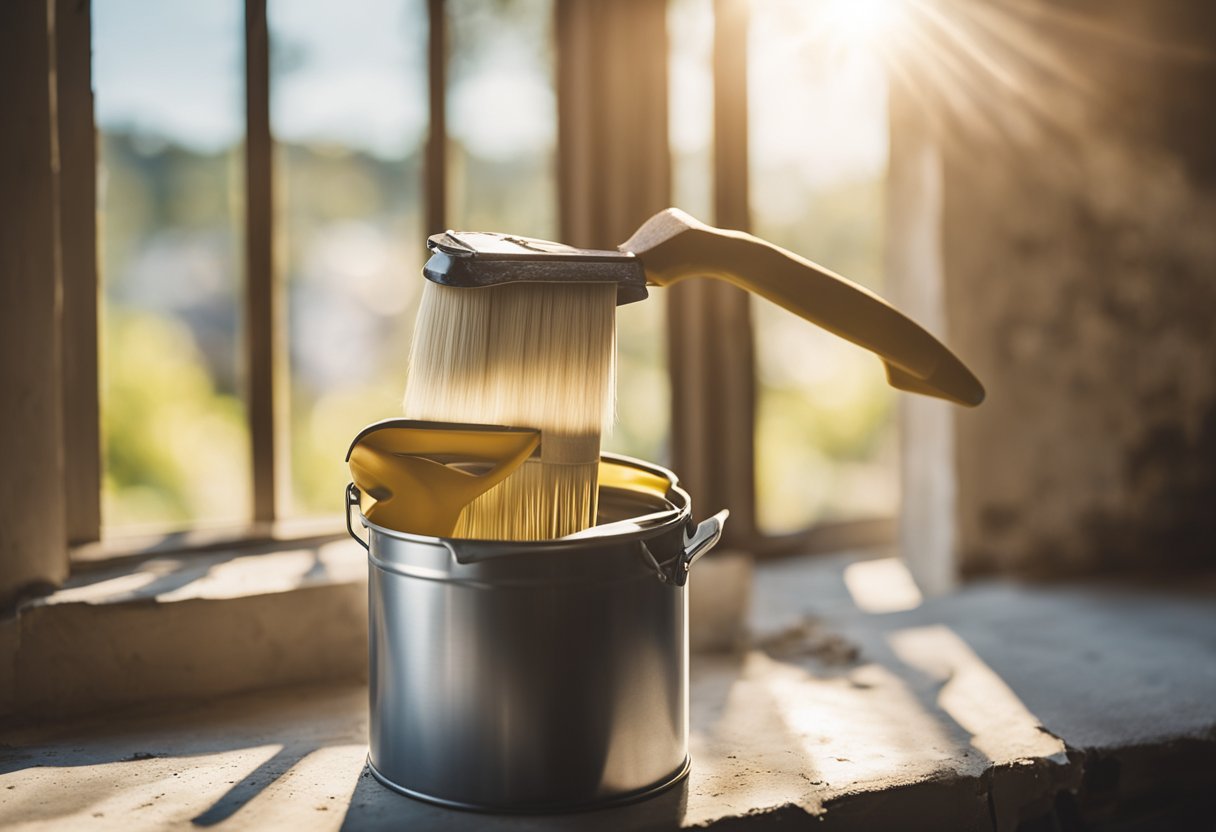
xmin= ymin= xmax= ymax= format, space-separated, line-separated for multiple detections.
xmin=403 ymin=213 xmax=983 ymax=541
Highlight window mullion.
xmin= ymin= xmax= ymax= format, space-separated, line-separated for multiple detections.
xmin=426 ymin=0 xmax=447 ymax=237
xmin=710 ymin=0 xmax=753 ymax=542
xmin=245 ymin=0 xmax=278 ymax=524
xmin=58 ymin=0 xmax=102 ymax=546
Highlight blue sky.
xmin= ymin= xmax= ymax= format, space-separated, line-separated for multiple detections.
xmin=92 ymin=0 xmax=554 ymax=161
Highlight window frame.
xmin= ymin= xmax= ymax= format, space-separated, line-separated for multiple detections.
xmin=62 ymin=0 xmax=895 ymax=565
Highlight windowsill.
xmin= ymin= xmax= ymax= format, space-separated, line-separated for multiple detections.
xmin=2 ymin=539 xmax=367 ymax=721
xmin=3 ymin=552 xmax=1215 ymax=828
xmin=69 ymin=517 xmax=348 ymax=566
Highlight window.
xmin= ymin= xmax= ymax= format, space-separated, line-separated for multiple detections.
xmin=269 ymin=0 xmax=429 ymax=518
xmin=94 ymin=0 xmax=249 ymax=531
xmin=74 ymin=0 xmax=898 ymax=558
xmin=749 ymin=0 xmax=898 ymax=533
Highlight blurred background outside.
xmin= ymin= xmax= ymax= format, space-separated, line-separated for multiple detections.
xmin=93 ymin=0 xmax=896 ymax=536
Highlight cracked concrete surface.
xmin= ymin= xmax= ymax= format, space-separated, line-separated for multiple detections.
xmin=2 ymin=553 xmax=1214 ymax=830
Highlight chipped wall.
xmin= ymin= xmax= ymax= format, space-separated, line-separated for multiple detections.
xmin=947 ymin=142 xmax=1216 ymax=575
xmin=921 ymin=0 xmax=1216 ymax=575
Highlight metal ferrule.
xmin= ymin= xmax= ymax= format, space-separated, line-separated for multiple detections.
xmin=421 ymin=230 xmax=651 ymax=306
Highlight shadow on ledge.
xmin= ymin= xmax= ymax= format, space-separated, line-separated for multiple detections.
xmin=340 ymin=763 xmax=689 ymax=831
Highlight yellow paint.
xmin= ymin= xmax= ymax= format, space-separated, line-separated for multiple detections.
xmin=347 ymin=419 xmax=539 ymax=538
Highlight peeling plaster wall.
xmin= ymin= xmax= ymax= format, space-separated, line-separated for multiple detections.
xmin=933 ymin=0 xmax=1216 ymax=575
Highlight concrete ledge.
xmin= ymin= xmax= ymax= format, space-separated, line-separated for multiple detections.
xmin=2 ymin=553 xmax=1214 ymax=829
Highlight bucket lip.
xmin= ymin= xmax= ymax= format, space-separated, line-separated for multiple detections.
xmin=358 ymin=452 xmax=691 ymax=552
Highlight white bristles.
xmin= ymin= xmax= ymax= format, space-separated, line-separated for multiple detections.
xmin=404 ymin=280 xmax=617 ymax=540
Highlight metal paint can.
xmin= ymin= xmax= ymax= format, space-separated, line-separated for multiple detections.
xmin=345 ymin=454 xmax=727 ymax=812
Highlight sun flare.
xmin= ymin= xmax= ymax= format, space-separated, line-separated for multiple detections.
xmin=820 ymin=0 xmax=907 ymax=50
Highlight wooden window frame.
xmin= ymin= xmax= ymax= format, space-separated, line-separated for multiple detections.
xmin=54 ymin=0 xmax=891 ymax=569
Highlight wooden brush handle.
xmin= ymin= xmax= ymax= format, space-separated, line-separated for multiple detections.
xmin=623 ymin=209 xmax=984 ymax=407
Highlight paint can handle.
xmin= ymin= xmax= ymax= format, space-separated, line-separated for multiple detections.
xmin=346 ymin=483 xmax=370 ymax=552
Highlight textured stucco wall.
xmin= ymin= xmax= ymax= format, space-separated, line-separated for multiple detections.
xmin=894 ymin=0 xmax=1216 ymax=578
xmin=947 ymin=142 xmax=1216 ymax=575
xmin=928 ymin=0 xmax=1216 ymax=575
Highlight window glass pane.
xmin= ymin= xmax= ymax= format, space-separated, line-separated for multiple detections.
xmin=446 ymin=0 xmax=556 ymax=239
xmin=668 ymin=0 xmax=715 ymax=222
xmin=749 ymin=0 xmax=899 ymax=533
xmin=93 ymin=0 xmax=249 ymax=532
xmin=270 ymin=0 xmax=429 ymax=517
xmin=607 ymin=297 xmax=671 ymax=465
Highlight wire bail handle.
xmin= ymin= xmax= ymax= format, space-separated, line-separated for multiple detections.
xmin=346 ymin=482 xmax=369 ymax=552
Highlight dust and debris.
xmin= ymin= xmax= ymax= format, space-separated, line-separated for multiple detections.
xmin=125 ymin=752 xmax=157 ymax=761
xmin=753 ymin=616 xmax=861 ymax=665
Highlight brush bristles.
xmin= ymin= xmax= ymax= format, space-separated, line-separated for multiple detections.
xmin=452 ymin=459 xmax=599 ymax=540
xmin=404 ymin=280 xmax=617 ymax=540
